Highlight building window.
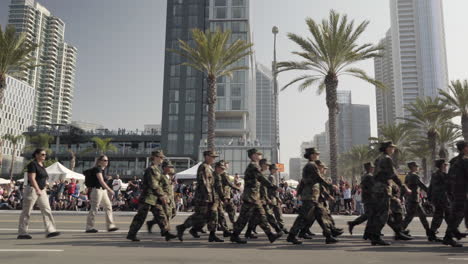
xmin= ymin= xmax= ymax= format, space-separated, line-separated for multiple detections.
xmin=231 ymin=99 xmax=242 ymax=110
xmin=231 ymin=84 xmax=242 ymax=97
xmin=186 ymin=66 xmax=197 ymax=76
xmin=188 ymin=16 xmax=198 ymax=26
xmin=170 ymin=65 xmax=180 ymax=76
xmin=232 ymin=0 xmax=245 ymax=6
xmin=170 ymin=77 xmax=179 ymax=89
xmin=169 ymin=116 xmax=178 ymax=131
xmin=169 ymin=103 xmax=179 ymax=114
xmin=186 ymin=90 xmax=196 ymax=101
xmin=185 ymin=116 xmax=195 ymax=131
xmin=184 ymin=133 xmax=194 ymax=154
xmin=216 ymin=98 xmax=226 ymax=111
xmin=169 ymin=90 xmax=179 ymax=102
xmin=186 ymin=103 xmax=195 ymax=114
xmin=217 ymin=84 xmax=225 ymax=97
xmin=215 ymin=7 xmax=227 ymax=19
xmin=168 ymin=134 xmax=178 ymax=154
xmin=232 ymin=7 xmax=246 ymax=19
xmin=232 ymin=71 xmax=246 ymax=83
xmin=173 ymin=16 xmax=183 ymax=27
xmin=231 ymin=21 xmax=247 ymax=32
xmin=214 ymin=0 xmax=227 ymax=6
xmin=186 ymin=77 xmax=197 ymax=88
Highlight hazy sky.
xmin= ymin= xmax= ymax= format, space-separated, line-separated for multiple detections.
xmin=1 ymin=0 xmax=467 ymax=171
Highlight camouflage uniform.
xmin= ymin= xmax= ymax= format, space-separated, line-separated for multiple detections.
xmin=387 ymin=183 xmax=405 ymax=233
xmin=128 ymin=165 xmax=170 ymax=237
xmin=147 ymin=171 xmax=176 ymax=229
xmin=232 ymin=162 xmax=277 ymax=235
xmin=444 ymin=154 xmax=467 ymax=240
xmin=429 ymin=169 xmax=450 ymax=233
xmin=178 ymin=162 xmax=223 ymax=232
xmin=220 ymin=171 xmax=238 ymax=224
xmin=267 ymin=173 xmax=286 ymax=230
xmin=402 ymin=171 xmax=431 ymax=233
xmin=288 ymin=161 xmax=333 ymax=238
xmin=347 ymin=172 xmax=374 ymax=229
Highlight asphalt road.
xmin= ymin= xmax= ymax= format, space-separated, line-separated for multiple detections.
xmin=0 ymin=210 xmax=468 ymax=264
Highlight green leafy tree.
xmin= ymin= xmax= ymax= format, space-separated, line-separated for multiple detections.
xmin=25 ymin=133 xmax=54 ymax=151
xmin=3 ymin=134 xmax=24 ymax=180
xmin=437 ymin=126 xmax=462 ymax=159
xmin=439 ymin=80 xmax=468 ymax=140
xmin=369 ymin=123 xmax=411 ymax=166
xmin=168 ymin=28 xmax=253 ymax=151
xmin=90 ymin=137 xmax=117 ymax=155
xmin=339 ymin=144 xmax=376 ymax=182
xmin=277 ymin=10 xmax=383 ymax=182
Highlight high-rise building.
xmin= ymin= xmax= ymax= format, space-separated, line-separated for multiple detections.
xmin=8 ymin=0 xmax=77 ymax=126
xmin=374 ymin=29 xmax=397 ymax=129
xmin=389 ymin=0 xmax=448 ymax=119
xmin=288 ymin=157 xmax=301 ymax=181
xmin=255 ymin=63 xmax=275 ymax=149
xmin=0 ymin=77 xmax=35 ymax=175
xmin=162 ymin=0 xmax=260 ymax=174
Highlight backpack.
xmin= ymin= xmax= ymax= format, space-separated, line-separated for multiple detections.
xmin=83 ymin=168 xmax=94 ymax=187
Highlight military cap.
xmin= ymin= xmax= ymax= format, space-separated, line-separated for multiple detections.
xmin=315 ymin=160 xmax=328 ymax=168
xmin=363 ymin=162 xmax=375 ymax=170
xmin=259 ymin=158 xmax=271 ymax=166
xmin=379 ymin=141 xmax=397 ymax=152
xmin=247 ymin=148 xmax=262 ymax=157
xmin=203 ymin=150 xmax=219 ymax=157
xmin=215 ymin=161 xmax=226 ymax=169
xmin=161 ymin=160 xmax=174 ymax=168
xmin=303 ymin=147 xmax=320 ymax=159
xmin=151 ymin=150 xmax=166 ymax=158
xmin=407 ymin=161 xmax=419 ymax=168
xmin=218 ymin=160 xmax=230 ymax=165
xmin=269 ymin=164 xmax=278 ymax=170
xmin=456 ymin=141 xmax=467 ymax=152
xmin=434 ymin=159 xmax=448 ymax=168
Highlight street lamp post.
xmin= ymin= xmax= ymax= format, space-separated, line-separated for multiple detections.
xmin=272 ymin=26 xmax=280 ymax=183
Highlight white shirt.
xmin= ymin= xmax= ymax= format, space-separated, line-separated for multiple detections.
xmin=112 ymin=179 xmax=122 ymax=191
xmin=343 ymin=188 xmax=352 ymax=199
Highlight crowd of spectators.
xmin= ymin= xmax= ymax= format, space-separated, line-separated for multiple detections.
xmin=0 ymin=175 xmax=368 ymax=216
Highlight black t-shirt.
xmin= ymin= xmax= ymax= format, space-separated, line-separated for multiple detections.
xmin=27 ymin=161 xmax=48 ymax=190
xmin=86 ymin=167 xmax=106 ymax=188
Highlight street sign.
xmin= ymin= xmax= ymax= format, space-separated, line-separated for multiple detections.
xmin=276 ymin=163 xmax=285 ymax=172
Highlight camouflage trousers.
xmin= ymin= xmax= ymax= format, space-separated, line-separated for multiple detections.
xmin=289 ymin=200 xmax=333 ymax=237
xmin=181 ymin=201 xmax=219 ymax=232
xmin=387 ymin=196 xmax=404 ymax=233
xmin=300 ymin=201 xmax=335 ymax=235
xmin=233 ymin=200 xmax=272 ymax=235
xmin=247 ymin=203 xmax=281 ymax=232
xmin=402 ymin=201 xmax=430 ymax=232
xmin=128 ymin=202 xmax=169 ymax=236
xmin=223 ymin=198 xmax=237 ymax=224
xmin=348 ymin=203 xmax=370 ymax=226
xmin=270 ymin=202 xmax=286 ymax=229
xmin=430 ymin=200 xmax=450 ymax=233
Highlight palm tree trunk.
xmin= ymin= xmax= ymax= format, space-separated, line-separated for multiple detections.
xmin=206 ymin=75 xmax=217 ymax=152
xmin=462 ymin=114 xmax=468 ymax=140
xmin=428 ymin=132 xmax=437 ymax=176
xmin=325 ymin=74 xmax=339 ymax=183
xmin=69 ymin=149 xmax=76 ymax=171
xmin=9 ymin=144 xmax=16 ymax=180
xmin=422 ymin=157 xmax=428 ymax=184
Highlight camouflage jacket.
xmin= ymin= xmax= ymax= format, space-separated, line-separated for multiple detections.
xmin=194 ymin=162 xmax=222 ymax=203
xmin=374 ymin=154 xmax=404 ymax=188
xmin=219 ymin=172 xmax=238 ymax=199
xmin=428 ymin=169 xmax=450 ymax=203
xmin=140 ymin=165 xmax=166 ymax=206
xmin=242 ymin=162 xmax=276 ymax=203
xmin=405 ymin=172 xmax=427 ymax=203
xmin=300 ymin=161 xmax=330 ymax=201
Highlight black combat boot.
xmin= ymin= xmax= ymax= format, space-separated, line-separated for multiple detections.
xmin=245 ymin=227 xmax=258 ymax=239
xmin=126 ymin=234 xmax=140 ymax=242
xmin=347 ymin=221 xmax=355 ymax=235
xmin=443 ymin=235 xmax=463 ymax=247
xmin=427 ymin=230 xmax=443 ymax=242
xmin=371 ymin=234 xmax=391 ymax=246
xmin=209 ymin=231 xmax=224 ymax=242
xmin=223 ymin=230 xmax=232 ymax=237
xmin=281 ymin=227 xmax=289 ymax=235
xmin=189 ymin=228 xmax=200 ymax=238
xmin=266 ymin=231 xmax=282 ymax=243
xmin=325 ymin=235 xmax=338 ymax=244
xmin=394 ymin=232 xmax=413 ymax=241
xmin=230 ymin=232 xmax=247 ymax=244
xmin=176 ymin=225 xmax=185 ymax=241
xmin=286 ymin=233 xmax=302 ymax=245
xmin=298 ymin=231 xmax=313 ymax=240
xmin=363 ymin=232 xmax=370 ymax=240
xmin=453 ymin=231 xmax=467 ymax=240
xmin=200 ymin=228 xmax=207 ymax=234
xmin=146 ymin=221 xmax=154 ymax=234
xmin=163 ymin=231 xmax=177 ymax=241
xmin=332 ymin=228 xmax=344 ymax=237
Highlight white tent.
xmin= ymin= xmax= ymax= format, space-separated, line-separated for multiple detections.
xmin=22 ymin=162 xmax=85 ymax=185
xmin=0 ymin=178 xmax=10 ymax=185
xmin=175 ymin=162 xmax=202 ymax=180
xmin=285 ymin=179 xmax=299 ymax=188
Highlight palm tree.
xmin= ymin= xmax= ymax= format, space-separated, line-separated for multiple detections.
xmin=439 ymin=80 xmax=468 ymax=140
xmin=339 ymin=144 xmax=376 ymax=181
xmin=276 ymin=10 xmax=384 ymax=182
xmin=0 ymin=25 xmax=40 ymax=105
xmin=401 ymin=97 xmax=456 ymax=175
xmin=369 ymin=123 xmax=411 ymax=166
xmin=3 ymin=134 xmax=24 ymax=180
xmin=406 ymin=140 xmax=432 ymax=183
xmin=168 ymin=28 xmax=253 ymax=151
xmin=25 ymin=133 xmax=54 ymax=151
xmin=90 ymin=137 xmax=117 ymax=155
xmin=437 ymin=126 xmax=462 ymax=159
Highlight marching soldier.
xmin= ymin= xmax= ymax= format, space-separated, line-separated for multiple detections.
xmin=402 ymin=162 xmax=437 ymax=241
xmin=365 ymin=141 xmax=411 ymax=246
xmin=127 ymin=151 xmax=176 ymax=242
xmin=268 ymin=164 xmax=288 ymax=234
xmin=177 ymin=150 xmax=225 ymax=243
xmin=347 ymin=162 xmax=374 ymax=238
xmin=286 ymin=148 xmax=337 ymax=245
xmin=230 ymin=149 xmax=282 ymax=244
xmin=218 ymin=160 xmax=240 ymax=226
xmin=213 ymin=161 xmax=234 ymax=238
xmin=428 ymin=159 xmax=450 ymax=240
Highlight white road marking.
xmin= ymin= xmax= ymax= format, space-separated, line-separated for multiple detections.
xmin=0 ymin=249 xmax=64 ymax=252
xmin=448 ymin=258 xmax=468 ymax=261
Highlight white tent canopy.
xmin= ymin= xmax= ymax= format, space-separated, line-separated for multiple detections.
xmin=0 ymin=178 xmax=11 ymax=185
xmin=175 ymin=162 xmax=202 ymax=180
xmin=285 ymin=179 xmax=299 ymax=188
xmin=22 ymin=162 xmax=85 ymax=185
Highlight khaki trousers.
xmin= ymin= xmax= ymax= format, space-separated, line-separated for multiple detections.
xmin=86 ymin=188 xmax=116 ymax=230
xmin=18 ymin=186 xmax=57 ymax=235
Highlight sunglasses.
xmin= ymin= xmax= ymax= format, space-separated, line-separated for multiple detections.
xmin=40 ymin=153 xmax=47 ymax=156
xmin=100 ymin=159 xmax=109 ymax=162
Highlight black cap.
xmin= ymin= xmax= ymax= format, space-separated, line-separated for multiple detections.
xmin=303 ymin=147 xmax=320 ymax=159
xmin=161 ymin=160 xmax=174 ymax=168
xmin=363 ymin=162 xmax=375 ymax=170
xmin=379 ymin=141 xmax=397 ymax=152
xmin=248 ymin=148 xmax=262 ymax=157
xmin=215 ymin=161 xmax=226 ymax=169
xmin=434 ymin=159 xmax=448 ymax=168
xmin=259 ymin=158 xmax=271 ymax=166
xmin=203 ymin=150 xmax=219 ymax=157
xmin=151 ymin=150 xmax=166 ymax=158
xmin=407 ymin=161 xmax=419 ymax=168
xmin=269 ymin=164 xmax=278 ymax=170
xmin=456 ymin=141 xmax=467 ymax=152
